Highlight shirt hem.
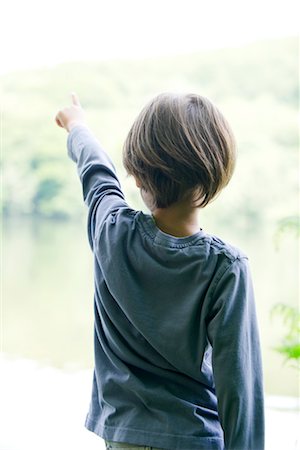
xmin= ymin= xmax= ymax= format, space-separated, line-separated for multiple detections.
xmin=85 ymin=415 xmax=225 ymax=450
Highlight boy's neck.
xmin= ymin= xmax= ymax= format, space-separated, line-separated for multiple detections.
xmin=151 ymin=203 xmax=200 ymax=238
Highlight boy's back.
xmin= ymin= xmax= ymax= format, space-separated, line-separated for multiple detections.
xmin=56 ymin=92 xmax=265 ymax=450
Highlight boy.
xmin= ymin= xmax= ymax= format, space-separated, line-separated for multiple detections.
xmin=55 ymin=92 xmax=265 ymax=450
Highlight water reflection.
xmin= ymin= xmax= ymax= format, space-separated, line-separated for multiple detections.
xmin=3 ymin=216 xmax=94 ymax=369
xmin=3 ymin=215 xmax=299 ymax=396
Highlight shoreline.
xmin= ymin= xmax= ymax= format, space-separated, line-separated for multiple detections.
xmin=1 ymin=354 xmax=299 ymax=450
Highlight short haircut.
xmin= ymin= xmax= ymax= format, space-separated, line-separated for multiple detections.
xmin=122 ymin=92 xmax=237 ymax=209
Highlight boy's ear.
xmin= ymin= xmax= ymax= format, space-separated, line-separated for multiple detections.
xmin=134 ymin=177 xmax=142 ymax=188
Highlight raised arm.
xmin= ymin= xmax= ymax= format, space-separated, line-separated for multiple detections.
xmin=55 ymin=93 xmax=129 ymax=250
xmin=206 ymin=257 xmax=265 ymax=450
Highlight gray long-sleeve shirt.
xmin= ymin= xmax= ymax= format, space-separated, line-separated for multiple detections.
xmin=67 ymin=124 xmax=265 ymax=450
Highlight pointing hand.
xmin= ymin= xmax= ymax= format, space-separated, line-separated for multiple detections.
xmin=55 ymin=92 xmax=87 ymax=132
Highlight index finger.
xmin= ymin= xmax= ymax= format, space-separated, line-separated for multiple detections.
xmin=71 ymin=92 xmax=81 ymax=107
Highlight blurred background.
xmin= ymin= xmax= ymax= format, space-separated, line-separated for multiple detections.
xmin=1 ymin=0 xmax=299 ymax=449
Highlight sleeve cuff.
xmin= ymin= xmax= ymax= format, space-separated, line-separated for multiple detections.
xmin=67 ymin=124 xmax=92 ymax=162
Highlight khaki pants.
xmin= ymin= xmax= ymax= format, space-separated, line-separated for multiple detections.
xmin=105 ymin=440 xmax=166 ymax=450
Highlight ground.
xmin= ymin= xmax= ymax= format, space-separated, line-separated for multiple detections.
xmin=1 ymin=355 xmax=299 ymax=450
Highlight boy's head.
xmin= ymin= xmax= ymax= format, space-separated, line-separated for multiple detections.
xmin=122 ymin=92 xmax=237 ymax=211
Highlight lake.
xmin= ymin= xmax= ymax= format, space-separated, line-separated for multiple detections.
xmin=2 ymin=214 xmax=299 ymax=397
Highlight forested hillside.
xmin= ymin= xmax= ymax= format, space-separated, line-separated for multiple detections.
xmin=2 ymin=37 xmax=298 ymax=234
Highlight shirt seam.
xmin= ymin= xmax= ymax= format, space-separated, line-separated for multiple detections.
xmin=93 ymin=201 xmax=134 ymax=244
xmin=209 ymin=256 xmax=248 ymax=302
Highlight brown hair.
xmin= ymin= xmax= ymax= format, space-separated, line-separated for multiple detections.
xmin=122 ymin=92 xmax=237 ymax=209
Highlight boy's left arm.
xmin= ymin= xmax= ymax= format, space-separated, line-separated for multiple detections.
xmin=206 ymin=256 xmax=265 ymax=450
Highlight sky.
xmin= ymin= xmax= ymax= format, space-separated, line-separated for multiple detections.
xmin=1 ymin=0 xmax=299 ymax=74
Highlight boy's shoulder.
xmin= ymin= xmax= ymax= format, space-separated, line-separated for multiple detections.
xmin=205 ymin=232 xmax=248 ymax=263
xmin=111 ymin=206 xmax=248 ymax=262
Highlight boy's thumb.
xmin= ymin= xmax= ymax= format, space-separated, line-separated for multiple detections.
xmin=71 ymin=92 xmax=81 ymax=107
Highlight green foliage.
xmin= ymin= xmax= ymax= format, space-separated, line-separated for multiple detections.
xmin=1 ymin=36 xmax=298 ymax=234
xmin=271 ymin=214 xmax=300 ymax=370
xmin=271 ymin=303 xmax=300 ymax=369
xmin=273 ymin=215 xmax=300 ymax=252
xmin=274 ymin=215 xmax=300 ymax=244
